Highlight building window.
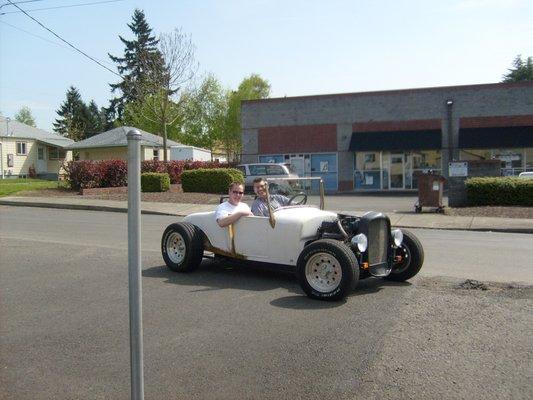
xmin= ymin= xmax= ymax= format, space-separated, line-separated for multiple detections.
xmin=48 ymin=147 xmax=66 ymax=160
xmin=16 ymin=142 xmax=27 ymax=155
xmin=153 ymin=149 xmax=159 ymax=161
xmin=38 ymin=147 xmax=44 ymax=160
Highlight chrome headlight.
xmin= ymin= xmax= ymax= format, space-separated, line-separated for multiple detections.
xmin=351 ymin=233 xmax=368 ymax=252
xmin=392 ymin=229 xmax=403 ymax=247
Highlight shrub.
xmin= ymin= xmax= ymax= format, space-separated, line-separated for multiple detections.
xmin=141 ymin=160 xmax=167 ymax=174
xmin=141 ymin=159 xmax=235 ymax=184
xmin=98 ymin=160 xmax=128 ymax=188
xmin=141 ymin=172 xmax=170 ymax=192
xmin=181 ymin=168 xmax=244 ymax=193
xmin=63 ymin=160 xmax=102 ymax=190
xmin=465 ymin=177 xmax=533 ymax=206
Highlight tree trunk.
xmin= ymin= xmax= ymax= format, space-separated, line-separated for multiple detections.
xmin=163 ymin=122 xmax=168 ymax=162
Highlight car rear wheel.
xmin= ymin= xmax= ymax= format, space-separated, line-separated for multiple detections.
xmin=385 ymin=229 xmax=424 ymax=281
xmin=161 ymin=222 xmax=204 ymax=272
xmin=297 ymin=239 xmax=359 ymax=301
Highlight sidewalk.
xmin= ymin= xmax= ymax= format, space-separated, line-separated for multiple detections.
xmin=1 ymin=195 xmax=532 ymax=234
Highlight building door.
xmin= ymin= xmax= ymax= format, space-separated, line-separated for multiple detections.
xmin=310 ymin=153 xmax=338 ymax=191
xmin=37 ymin=146 xmax=47 ymax=173
xmin=289 ymin=157 xmax=305 ymax=177
xmin=389 ymin=153 xmax=404 ymax=189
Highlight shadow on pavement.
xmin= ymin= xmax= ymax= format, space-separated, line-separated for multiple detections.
xmin=144 ymin=258 xmax=413 ymax=309
xmin=143 ymin=258 xmax=301 ymax=295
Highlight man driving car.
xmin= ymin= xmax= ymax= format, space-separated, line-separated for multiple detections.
xmin=251 ymin=177 xmax=290 ymax=217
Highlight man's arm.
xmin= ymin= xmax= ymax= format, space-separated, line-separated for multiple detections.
xmin=217 ymin=210 xmax=251 ymax=228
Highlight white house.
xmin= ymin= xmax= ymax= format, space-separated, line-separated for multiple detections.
xmin=66 ymin=126 xmax=182 ymax=161
xmin=0 ymin=116 xmax=74 ymax=179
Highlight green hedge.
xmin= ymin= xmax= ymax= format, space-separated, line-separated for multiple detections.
xmin=465 ymin=177 xmax=533 ymax=206
xmin=141 ymin=172 xmax=170 ymax=192
xmin=181 ymin=168 xmax=244 ymax=193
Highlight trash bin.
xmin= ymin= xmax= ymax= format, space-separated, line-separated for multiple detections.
xmin=415 ymin=172 xmax=446 ymax=213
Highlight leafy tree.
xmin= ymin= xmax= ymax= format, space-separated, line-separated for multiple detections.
xmin=221 ymin=74 xmax=270 ymax=161
xmin=14 ymin=106 xmax=36 ymax=127
xmin=179 ymin=75 xmax=227 ymax=154
xmin=108 ymin=9 xmax=165 ymax=120
xmin=53 ymin=86 xmax=89 ymax=141
xmin=502 ymin=55 xmax=533 ymax=82
xmin=123 ymin=93 xmax=181 ymax=138
xmin=133 ymin=27 xmax=198 ymax=161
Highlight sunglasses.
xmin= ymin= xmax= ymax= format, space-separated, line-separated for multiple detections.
xmin=232 ymin=190 xmax=244 ymax=195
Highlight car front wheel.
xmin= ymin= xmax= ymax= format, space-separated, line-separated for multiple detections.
xmin=385 ymin=229 xmax=424 ymax=281
xmin=161 ymin=222 xmax=204 ymax=272
xmin=297 ymin=239 xmax=359 ymax=301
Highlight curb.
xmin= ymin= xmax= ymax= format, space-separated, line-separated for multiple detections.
xmin=1 ymin=199 xmax=531 ymax=234
xmin=0 ymin=199 xmax=178 ymax=217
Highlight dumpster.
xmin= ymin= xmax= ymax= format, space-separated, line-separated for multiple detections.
xmin=415 ymin=172 xmax=446 ymax=213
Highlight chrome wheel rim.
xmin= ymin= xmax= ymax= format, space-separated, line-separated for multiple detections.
xmin=305 ymin=253 xmax=342 ymax=292
xmin=166 ymin=232 xmax=186 ymax=264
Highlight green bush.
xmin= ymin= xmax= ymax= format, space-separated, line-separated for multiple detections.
xmin=181 ymin=168 xmax=244 ymax=193
xmin=465 ymin=177 xmax=533 ymax=206
xmin=141 ymin=172 xmax=170 ymax=192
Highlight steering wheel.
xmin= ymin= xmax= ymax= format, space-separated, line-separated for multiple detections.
xmin=288 ymin=192 xmax=308 ymax=205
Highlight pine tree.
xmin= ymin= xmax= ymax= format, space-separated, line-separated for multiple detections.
xmin=53 ymin=86 xmax=88 ymax=141
xmin=108 ymin=9 xmax=164 ymax=120
xmin=502 ymin=55 xmax=533 ymax=82
xmin=85 ymin=100 xmax=102 ymax=138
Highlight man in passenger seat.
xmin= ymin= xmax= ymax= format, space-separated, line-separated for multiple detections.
xmin=215 ymin=182 xmax=252 ymax=227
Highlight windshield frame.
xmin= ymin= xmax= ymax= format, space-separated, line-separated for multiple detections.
xmin=264 ymin=177 xmax=325 ymax=228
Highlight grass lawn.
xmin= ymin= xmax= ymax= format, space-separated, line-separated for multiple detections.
xmin=0 ymin=178 xmax=59 ymax=197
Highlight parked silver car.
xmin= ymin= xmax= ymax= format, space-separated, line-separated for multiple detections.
xmin=236 ymin=163 xmax=299 ymax=191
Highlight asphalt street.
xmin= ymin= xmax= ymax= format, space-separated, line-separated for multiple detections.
xmin=0 ymin=206 xmax=531 ymax=399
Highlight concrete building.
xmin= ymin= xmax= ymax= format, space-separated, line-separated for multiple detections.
xmin=241 ymin=82 xmax=533 ymax=192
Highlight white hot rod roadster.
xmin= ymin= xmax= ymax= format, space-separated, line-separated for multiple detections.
xmin=161 ymin=178 xmax=424 ymax=301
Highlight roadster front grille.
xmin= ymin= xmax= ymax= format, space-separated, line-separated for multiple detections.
xmin=367 ymin=218 xmax=388 ymax=266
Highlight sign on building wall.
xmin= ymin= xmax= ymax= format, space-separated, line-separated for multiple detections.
xmin=449 ymin=161 xmax=468 ymax=177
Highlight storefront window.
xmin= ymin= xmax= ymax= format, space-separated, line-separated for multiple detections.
xmin=355 ymin=152 xmax=382 ymax=189
xmin=493 ymin=148 xmax=523 ymax=175
xmin=525 ymin=148 xmax=533 ymax=171
xmin=410 ymin=150 xmax=442 ymax=189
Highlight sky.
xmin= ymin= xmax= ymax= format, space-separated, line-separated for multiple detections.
xmin=1 ymin=0 xmax=532 ymax=131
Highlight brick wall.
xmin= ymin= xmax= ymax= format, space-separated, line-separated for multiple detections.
xmin=258 ymin=124 xmax=337 ymax=154
xmin=460 ymin=115 xmax=533 ymax=128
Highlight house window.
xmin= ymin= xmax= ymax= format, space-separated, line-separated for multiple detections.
xmin=48 ymin=147 xmax=66 ymax=160
xmin=153 ymin=149 xmax=159 ymax=161
xmin=16 ymin=142 xmax=27 ymax=155
xmin=38 ymin=147 xmax=44 ymax=160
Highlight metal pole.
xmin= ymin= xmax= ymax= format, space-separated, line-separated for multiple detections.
xmin=127 ymin=129 xmax=144 ymax=400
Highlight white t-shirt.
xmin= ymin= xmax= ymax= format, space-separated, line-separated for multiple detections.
xmin=214 ymin=201 xmax=251 ymax=222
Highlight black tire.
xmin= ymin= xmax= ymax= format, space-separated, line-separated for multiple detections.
xmin=296 ymin=239 xmax=359 ymax=301
xmin=161 ymin=222 xmax=204 ymax=272
xmin=386 ymin=229 xmax=424 ymax=282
